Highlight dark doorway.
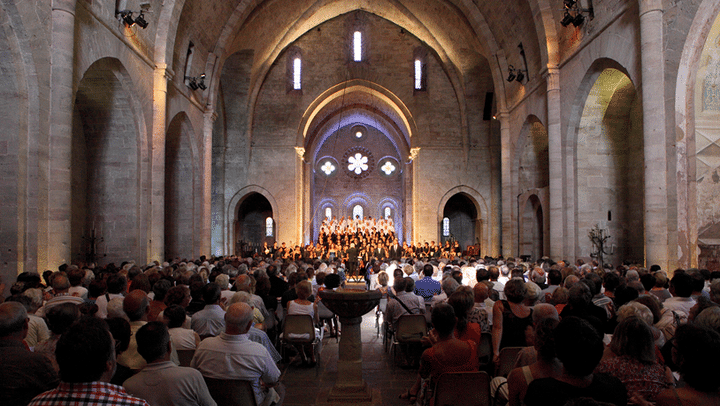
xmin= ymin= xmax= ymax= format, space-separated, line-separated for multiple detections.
xmin=235 ymin=193 xmax=273 ymax=255
xmin=442 ymin=194 xmax=478 ymax=251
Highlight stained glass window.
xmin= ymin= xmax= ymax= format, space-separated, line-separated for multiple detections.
xmin=442 ymin=217 xmax=450 ymax=237
xmin=266 ymin=217 xmax=273 ymax=237
xmin=353 ymin=205 xmax=363 ymax=220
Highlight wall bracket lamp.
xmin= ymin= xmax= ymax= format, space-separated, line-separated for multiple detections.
xmin=185 ymin=74 xmax=207 ymax=91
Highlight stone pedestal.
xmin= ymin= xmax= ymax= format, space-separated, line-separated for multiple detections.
xmin=319 ymin=288 xmax=381 ymax=405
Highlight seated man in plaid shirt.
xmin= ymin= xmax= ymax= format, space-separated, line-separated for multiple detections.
xmin=28 ymin=317 xmax=150 ymax=406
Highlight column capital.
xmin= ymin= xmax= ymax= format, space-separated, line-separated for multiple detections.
xmin=545 ymin=66 xmax=561 ymax=91
xmin=294 ymin=146 xmax=306 ymax=161
xmin=203 ymin=107 xmax=218 ymax=122
xmin=408 ymin=147 xmax=421 ymax=162
xmin=639 ymin=0 xmax=663 ymax=16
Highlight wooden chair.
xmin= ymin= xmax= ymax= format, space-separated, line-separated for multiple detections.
xmin=203 ymin=377 xmax=257 ymax=406
xmin=176 ymin=349 xmax=195 ymax=367
xmin=495 ymin=346 xmax=525 ymax=377
xmin=280 ymin=314 xmax=320 ymax=366
xmin=390 ymin=314 xmax=428 ymax=367
xmin=433 ymin=371 xmax=490 ymax=406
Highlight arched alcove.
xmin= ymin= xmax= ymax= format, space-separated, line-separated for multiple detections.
xmin=71 ymin=58 xmax=143 ymax=265
xmin=576 ymin=68 xmax=644 ymax=265
xmin=235 ymin=192 xmax=274 ymax=256
xmin=520 ymin=195 xmax=544 ymax=261
xmin=442 ymin=193 xmax=479 ymax=251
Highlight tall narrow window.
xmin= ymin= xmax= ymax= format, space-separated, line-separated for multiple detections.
xmin=414 ymin=59 xmax=423 ymax=90
xmin=266 ymin=217 xmax=274 ymax=237
xmin=353 ymin=31 xmax=362 ymax=62
xmin=184 ymin=41 xmax=195 ymax=87
xmin=442 ymin=217 xmax=450 ymax=237
xmin=384 ymin=207 xmax=391 ymax=220
xmin=325 ymin=207 xmax=332 ymax=221
xmin=353 ymin=205 xmax=364 ymax=220
xmin=293 ymin=57 xmax=302 ymax=90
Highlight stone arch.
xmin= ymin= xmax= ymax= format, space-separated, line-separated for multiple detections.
xmin=165 ymin=112 xmax=201 ymax=261
xmin=519 ymin=193 xmax=545 ymax=261
xmin=226 ymin=185 xmax=279 ymax=255
xmin=436 ymin=186 xmax=489 ymax=253
xmin=573 ymin=66 xmax=644 ymax=265
xmin=71 ymin=57 xmax=148 ymax=265
xmin=675 ymin=0 xmax=720 ymax=269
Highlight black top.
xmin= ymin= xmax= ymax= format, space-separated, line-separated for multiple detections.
xmin=524 ymin=374 xmax=628 ymax=406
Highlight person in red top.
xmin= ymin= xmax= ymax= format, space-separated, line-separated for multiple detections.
xmin=28 ymin=317 xmax=149 ymax=406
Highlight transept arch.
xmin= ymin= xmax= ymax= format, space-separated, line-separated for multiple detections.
xmin=226 ymin=185 xmax=279 ymax=254
xmin=436 ymin=186 xmax=489 ymax=254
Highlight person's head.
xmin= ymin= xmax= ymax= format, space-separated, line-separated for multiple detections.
xmin=632 ymin=295 xmax=662 ymax=324
xmin=123 ymin=289 xmax=149 ymax=322
xmin=378 ymin=271 xmax=389 ymax=287
xmin=0 ymin=301 xmax=27 ymax=338
xmin=696 ymin=307 xmax=720 ymax=334
xmin=152 ymin=279 xmax=172 ymax=302
xmin=106 ymin=273 xmax=127 ymax=294
xmin=551 ymin=287 xmax=569 ymax=305
xmin=46 ymin=303 xmax=80 ymax=336
xmin=393 ymin=276 xmax=407 ymax=293
xmin=295 ymin=280 xmax=312 ymax=300
xmin=164 ymin=285 xmax=191 ymax=307
xmin=532 ymin=303 xmax=559 ymax=325
xmin=52 ymin=274 xmax=71 ymax=293
xmin=163 ymin=304 xmax=188 ymax=328
xmin=504 ymin=278 xmax=528 ymax=304
xmin=554 ymin=316 xmax=603 ymax=377
xmin=548 ymin=269 xmax=562 ymax=286
xmin=404 ymin=277 xmax=415 ymax=293
xmin=136 ymin=321 xmax=171 ymax=363
xmin=423 ymin=264 xmax=434 ymax=277
xmin=68 ymin=268 xmax=85 ymax=287
xmin=610 ymin=316 xmax=655 ymax=363
xmin=215 ymin=274 xmax=230 ymax=290
xmin=325 ymin=273 xmax=341 ymax=289
xmin=105 ymin=317 xmax=130 ymax=355
xmin=202 ymin=282 xmax=222 ymax=305
xmin=534 ymin=317 xmax=559 ymax=362
xmin=568 ymin=282 xmax=592 ymax=308
xmin=449 ymin=286 xmax=474 ymax=324
xmin=432 ymin=303 xmax=456 ymax=338
xmin=673 ymin=323 xmax=720 ymax=392
xmin=670 ymin=272 xmax=694 ymax=298
xmin=473 ymin=282 xmax=489 ymax=303
xmin=57 ymin=317 xmax=115 ymax=383
xmin=225 ymin=303 xmax=254 ymax=335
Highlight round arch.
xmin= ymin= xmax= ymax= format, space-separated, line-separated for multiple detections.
xmin=436 ymin=186 xmax=489 ymax=253
xmin=226 ymin=185 xmax=280 ymax=255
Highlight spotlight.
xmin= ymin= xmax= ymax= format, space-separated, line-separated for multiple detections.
xmin=564 ymin=0 xmax=577 ymax=8
xmin=506 ymin=65 xmax=516 ymax=82
xmin=134 ymin=12 xmax=148 ymax=29
xmin=560 ymin=11 xmax=574 ymax=27
xmin=185 ymin=76 xmax=199 ymax=90
xmin=120 ymin=10 xmax=135 ymax=27
xmin=516 ymin=70 xmax=525 ymax=83
xmin=572 ymin=13 xmax=585 ymax=27
xmin=197 ymin=74 xmax=207 ymax=90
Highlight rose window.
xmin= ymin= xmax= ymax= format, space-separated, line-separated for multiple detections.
xmin=381 ymin=161 xmax=396 ymax=175
xmin=342 ymin=147 xmax=374 ymax=179
xmin=348 ymin=153 xmax=369 ymax=174
xmin=320 ymin=161 xmax=336 ymax=175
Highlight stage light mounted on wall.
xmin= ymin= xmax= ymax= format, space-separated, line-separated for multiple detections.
xmin=506 ymin=65 xmax=527 ymax=83
xmin=560 ymin=0 xmax=593 ymax=28
xmin=185 ymin=74 xmax=207 ymax=91
xmin=117 ymin=3 xmax=151 ymax=29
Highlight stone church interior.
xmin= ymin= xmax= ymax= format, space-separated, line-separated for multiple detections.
xmin=1 ymin=0 xmax=720 ymax=285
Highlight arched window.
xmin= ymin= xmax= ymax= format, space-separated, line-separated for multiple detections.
xmin=353 ymin=205 xmax=364 ymax=220
xmin=265 ymin=217 xmax=274 ymax=237
xmin=353 ymin=31 xmax=362 ymax=62
xmin=325 ymin=207 xmax=332 ymax=220
xmin=442 ymin=217 xmax=450 ymax=237
xmin=415 ymin=59 xmax=423 ymax=90
xmin=384 ymin=207 xmax=391 ymax=220
xmin=293 ymin=57 xmax=302 ymax=90
xmin=413 ymin=47 xmax=427 ymax=91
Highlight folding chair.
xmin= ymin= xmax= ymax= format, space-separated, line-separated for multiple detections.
xmin=203 ymin=377 xmax=257 ymax=406
xmin=390 ymin=314 xmax=428 ymax=367
xmin=495 ymin=346 xmax=525 ymax=377
xmin=280 ymin=314 xmax=321 ymax=367
xmin=176 ymin=349 xmax=195 ymax=367
xmin=433 ymin=371 xmax=491 ymax=406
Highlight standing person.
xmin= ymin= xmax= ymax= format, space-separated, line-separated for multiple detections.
xmin=346 ymin=242 xmax=359 ymax=278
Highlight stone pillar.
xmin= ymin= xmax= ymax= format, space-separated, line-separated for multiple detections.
xmin=202 ymin=108 xmax=217 ymax=257
xmin=327 ymin=315 xmax=371 ymax=403
xmin=149 ymin=65 xmax=171 ymax=262
xmin=546 ymin=67 xmax=565 ymax=260
xmin=499 ymin=112 xmax=514 ymax=257
xmin=46 ymin=0 xmax=77 ymax=268
xmin=639 ymin=0 xmax=669 ymax=270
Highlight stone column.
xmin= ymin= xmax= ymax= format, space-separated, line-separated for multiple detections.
xmin=639 ymin=0 xmax=669 ymax=270
xmin=149 ymin=65 xmax=171 ymax=262
xmin=499 ymin=112 xmax=514 ymax=257
xmin=327 ymin=315 xmax=371 ymax=403
xmin=546 ymin=67 xmax=565 ymax=259
xmin=47 ymin=0 xmax=77 ymax=268
xmin=202 ymin=108 xmax=217 ymax=257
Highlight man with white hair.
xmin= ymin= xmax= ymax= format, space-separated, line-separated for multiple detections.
xmin=192 ymin=303 xmax=283 ymax=406
xmin=215 ymin=274 xmax=234 ymax=303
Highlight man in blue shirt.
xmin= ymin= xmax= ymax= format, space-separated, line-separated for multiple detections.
xmin=414 ymin=264 xmax=441 ymax=302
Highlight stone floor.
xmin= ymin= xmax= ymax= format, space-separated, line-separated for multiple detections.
xmin=279 ymin=312 xmax=418 ymax=406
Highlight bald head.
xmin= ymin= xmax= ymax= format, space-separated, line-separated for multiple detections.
xmin=0 ymin=302 xmax=28 ymax=338
xmin=473 ymin=282 xmax=489 ymax=303
xmin=52 ymin=274 xmax=71 ymax=292
xmin=235 ymin=274 xmax=251 ymax=293
xmin=123 ymin=289 xmax=149 ymax=321
xmin=532 ymin=303 xmax=559 ymax=324
xmin=225 ymin=303 xmax=253 ymax=335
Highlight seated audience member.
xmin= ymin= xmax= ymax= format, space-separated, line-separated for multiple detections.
xmin=106 ymin=316 xmax=133 ymax=385
xmin=147 ymin=279 xmax=171 ymax=322
xmin=415 ymin=264 xmax=441 ymax=302
xmin=230 ymin=291 xmax=265 ymax=329
xmin=405 ymin=277 xmax=426 ymax=310
xmin=651 ymin=324 xmax=720 ymax=406
xmin=164 ymin=304 xmax=201 ymax=350
xmin=287 ymin=280 xmax=320 ymax=366
xmin=695 ymin=306 xmax=720 ymax=334
xmin=227 ymin=292 xmax=281 ymax=363
xmin=5 ymin=293 xmax=50 ymax=348
xmin=492 ymin=278 xmax=533 ymax=364
xmin=430 ymin=276 xmax=460 ymax=309
xmin=507 ymin=318 xmax=562 ymax=406
xmin=0 ymin=302 xmax=59 ymax=406
xmin=524 ymin=317 xmax=627 ymax=406
xmin=447 ymin=286 xmax=482 ymax=345
xmin=123 ymin=322 xmax=216 ymax=406
xmin=386 ymin=276 xmax=426 ymax=332
xmin=191 ymin=303 xmax=284 ymax=406
xmin=560 ymin=281 xmax=607 ymax=334
xmin=468 ymin=282 xmax=492 ymax=333
xmin=67 ymin=267 xmax=88 ymax=299
xmin=595 ymin=317 xmax=673 ymax=402
xmin=28 ymin=317 xmax=150 ymax=406
xmin=96 ymin=273 xmax=127 ymax=318
xmin=191 ymin=283 xmax=226 ymax=338
xmin=35 ymin=302 xmax=81 ymax=373
xmin=35 ymin=273 xmax=84 ymax=317
xmin=664 ymin=272 xmax=696 ymax=317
